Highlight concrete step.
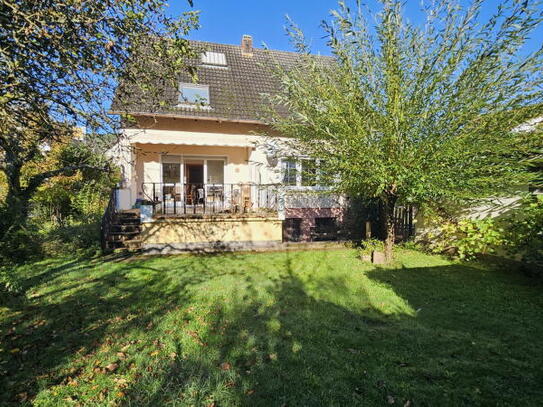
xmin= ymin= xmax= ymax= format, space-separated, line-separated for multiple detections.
xmin=110 ymin=225 xmax=141 ymax=233
xmin=107 ymin=234 xmax=140 ymax=242
xmin=113 ymin=220 xmax=141 ymax=227
xmin=115 ymin=216 xmax=140 ymax=223
xmin=124 ymin=239 xmax=142 ymax=250
xmin=109 ymin=230 xmax=140 ymax=236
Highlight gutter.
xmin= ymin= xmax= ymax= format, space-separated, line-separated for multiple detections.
xmin=108 ymin=110 xmax=266 ymax=125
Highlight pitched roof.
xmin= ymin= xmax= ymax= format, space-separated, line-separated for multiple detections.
xmin=111 ymin=39 xmax=330 ymax=123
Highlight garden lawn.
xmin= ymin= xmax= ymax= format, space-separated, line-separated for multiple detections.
xmin=1 ymin=249 xmax=542 ymax=406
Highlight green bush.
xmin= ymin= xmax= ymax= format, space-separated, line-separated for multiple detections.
xmin=40 ymin=219 xmax=102 ymax=258
xmin=419 ymin=196 xmax=542 ymax=273
xmin=504 ymin=195 xmax=543 ymax=273
xmin=425 ymin=218 xmax=506 ymax=260
xmin=0 ymin=266 xmax=23 ymax=296
xmin=358 ymin=238 xmax=384 ymax=256
xmin=0 ymin=226 xmax=44 ymax=265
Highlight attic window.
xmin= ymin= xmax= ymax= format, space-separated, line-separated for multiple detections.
xmin=201 ymin=51 xmax=227 ymax=67
xmin=178 ymin=83 xmax=210 ymax=105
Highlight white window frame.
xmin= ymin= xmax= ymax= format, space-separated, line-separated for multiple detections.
xmin=177 ymin=83 xmax=211 ymax=108
xmin=280 ymin=158 xmax=329 ymax=190
xmin=201 ymin=51 xmax=228 ymax=68
xmin=159 ymin=154 xmax=228 ymax=202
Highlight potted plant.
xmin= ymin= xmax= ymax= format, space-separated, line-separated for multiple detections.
xmin=358 ymin=238 xmax=386 ymax=264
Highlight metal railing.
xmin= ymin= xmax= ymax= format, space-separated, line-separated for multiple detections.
xmin=101 ymin=187 xmax=118 ymax=251
xmin=140 ymin=183 xmax=280 ymax=216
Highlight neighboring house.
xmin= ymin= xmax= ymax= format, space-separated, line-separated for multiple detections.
xmin=106 ymin=35 xmax=347 ymax=252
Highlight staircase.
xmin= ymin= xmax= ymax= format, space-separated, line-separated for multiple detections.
xmin=105 ymin=210 xmax=142 ymax=251
xmin=101 ymin=191 xmax=142 ymax=252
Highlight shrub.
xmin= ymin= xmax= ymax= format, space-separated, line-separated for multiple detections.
xmin=358 ymin=238 xmax=385 ymax=256
xmin=0 ymin=267 xmax=23 ymax=296
xmin=504 ymin=195 xmax=543 ymax=273
xmin=40 ymin=219 xmax=102 ymax=258
xmin=425 ymin=218 xmax=506 ymax=260
xmin=0 ymin=226 xmax=44 ymax=265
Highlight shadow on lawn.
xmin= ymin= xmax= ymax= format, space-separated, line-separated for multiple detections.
xmin=122 ymin=255 xmax=543 ymax=406
xmin=1 ymin=252 xmax=543 ymax=406
xmin=1 ymin=253 xmax=256 ymax=405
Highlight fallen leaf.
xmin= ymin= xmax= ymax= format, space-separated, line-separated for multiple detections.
xmin=245 ymin=389 xmax=255 ymax=395
xmin=220 ymin=362 xmax=231 ymax=371
xmin=404 ymin=401 xmax=412 ymax=407
xmin=105 ymin=362 xmax=119 ymax=373
xmin=387 ymin=395 xmax=395 ymax=404
xmin=114 ymin=378 xmax=128 ymax=388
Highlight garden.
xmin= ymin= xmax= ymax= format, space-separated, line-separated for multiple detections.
xmin=1 ymin=249 xmax=543 ymax=406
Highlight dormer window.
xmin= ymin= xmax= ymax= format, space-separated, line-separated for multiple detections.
xmin=201 ymin=51 xmax=227 ymax=68
xmin=178 ymin=83 xmax=210 ymax=106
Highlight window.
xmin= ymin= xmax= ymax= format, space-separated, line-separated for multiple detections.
xmin=178 ymin=83 xmax=210 ymax=105
xmin=201 ymin=52 xmax=227 ymax=67
xmin=301 ymin=159 xmax=317 ymax=186
xmin=283 ymin=218 xmax=302 ymax=242
xmin=282 ymin=159 xmax=297 ymax=186
xmin=162 ymin=163 xmax=180 ymax=184
xmin=282 ymin=158 xmax=325 ymax=187
xmin=312 ymin=217 xmax=338 ymax=241
xmin=315 ymin=217 xmax=337 ymax=233
xmin=207 ymin=160 xmax=225 ymax=184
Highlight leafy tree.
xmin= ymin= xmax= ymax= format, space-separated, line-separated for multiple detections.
xmin=0 ymin=132 xmax=117 ymax=264
xmin=28 ymin=133 xmax=118 ymax=225
xmin=0 ymin=0 xmax=198 ymax=238
xmin=267 ymin=0 xmax=543 ymax=260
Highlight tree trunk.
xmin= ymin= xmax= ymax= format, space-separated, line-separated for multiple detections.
xmin=380 ymin=194 xmax=397 ymax=262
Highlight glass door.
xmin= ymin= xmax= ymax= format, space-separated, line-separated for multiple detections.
xmin=162 ymin=157 xmax=181 ymax=205
xmin=206 ymin=159 xmax=225 ymax=207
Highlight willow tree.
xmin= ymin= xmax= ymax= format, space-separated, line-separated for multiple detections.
xmin=0 ymin=0 xmax=198 ymax=236
xmin=267 ymin=0 xmax=543 ymax=260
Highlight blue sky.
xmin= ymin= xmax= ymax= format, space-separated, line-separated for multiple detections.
xmin=170 ymin=0 xmax=543 ymax=55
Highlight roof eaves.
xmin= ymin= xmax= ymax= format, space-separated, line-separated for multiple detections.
xmin=109 ymin=110 xmax=267 ymax=125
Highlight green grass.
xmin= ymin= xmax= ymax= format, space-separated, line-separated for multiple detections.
xmin=1 ymin=249 xmax=542 ymax=406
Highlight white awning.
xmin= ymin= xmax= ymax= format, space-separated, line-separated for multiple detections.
xmin=125 ymin=129 xmax=257 ymax=148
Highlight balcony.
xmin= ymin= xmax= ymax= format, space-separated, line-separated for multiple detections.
xmin=140 ymin=182 xmax=281 ymax=218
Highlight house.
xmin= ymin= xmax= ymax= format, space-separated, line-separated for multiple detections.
xmin=105 ymin=35 xmax=347 ymax=253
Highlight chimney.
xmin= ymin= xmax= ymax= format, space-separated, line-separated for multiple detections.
xmin=241 ymin=34 xmax=253 ymax=57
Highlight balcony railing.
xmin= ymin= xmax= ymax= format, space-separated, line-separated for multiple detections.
xmin=140 ymin=182 xmax=281 ymax=217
